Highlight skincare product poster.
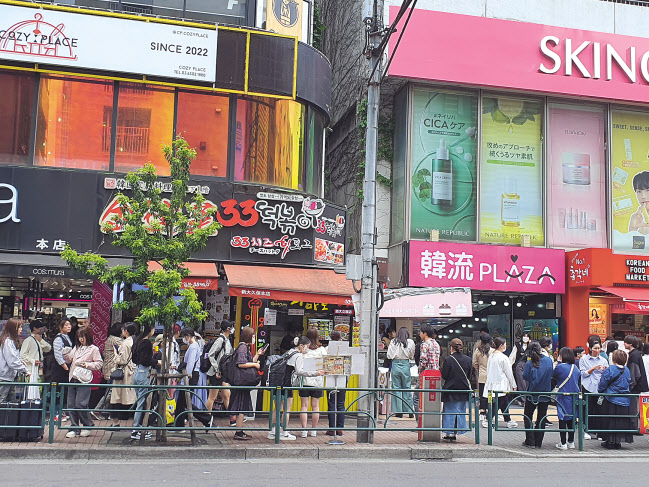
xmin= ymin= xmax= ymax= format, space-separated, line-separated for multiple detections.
xmin=410 ymin=88 xmax=478 ymax=241
xmin=547 ymin=105 xmax=606 ymax=249
xmin=612 ymin=110 xmax=649 ymax=254
xmin=480 ymin=96 xmax=544 ymax=245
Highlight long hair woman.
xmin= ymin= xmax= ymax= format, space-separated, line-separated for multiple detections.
xmin=299 ymin=328 xmax=327 ymax=437
xmin=441 ymin=338 xmax=473 ymax=440
xmin=598 ymin=350 xmax=634 ymax=449
xmin=109 ymin=322 xmax=137 ymax=428
xmin=387 ymin=327 xmax=416 ymax=418
xmin=64 ymin=327 xmax=103 ymax=438
xmin=483 ymin=337 xmax=518 ymax=429
xmin=50 ymin=317 xmax=74 ymax=421
xmin=130 ymin=323 xmax=156 ymax=440
xmin=472 ymin=333 xmax=492 ymax=422
xmin=0 ymin=317 xmax=30 ymax=403
xmin=231 ymin=326 xmax=265 ymax=440
xmin=521 ymin=341 xmax=553 ymax=448
xmin=553 ymin=346 xmax=580 ymax=450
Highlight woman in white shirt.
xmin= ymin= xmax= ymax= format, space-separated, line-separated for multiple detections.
xmin=387 ymin=327 xmax=416 ymax=418
xmin=299 ymin=328 xmax=327 ymax=437
xmin=483 ymin=337 xmax=518 ymax=429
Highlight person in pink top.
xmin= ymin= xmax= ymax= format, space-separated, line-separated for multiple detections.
xmin=64 ymin=327 xmax=103 ymax=438
xmin=418 ymin=324 xmax=440 ymax=373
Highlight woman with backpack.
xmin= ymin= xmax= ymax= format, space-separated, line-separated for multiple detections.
xmin=0 ymin=317 xmax=30 ymax=403
xmin=175 ymin=328 xmax=212 ymax=430
xmin=231 ymin=326 xmax=265 ymax=440
xmin=441 ymin=338 xmax=473 ymax=441
xmin=204 ymin=321 xmax=234 ymax=423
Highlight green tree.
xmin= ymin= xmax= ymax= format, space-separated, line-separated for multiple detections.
xmin=61 ymin=136 xmax=221 ymax=440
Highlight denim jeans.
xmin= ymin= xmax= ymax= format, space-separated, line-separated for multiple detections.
xmin=132 ymin=366 xmax=151 ymax=428
xmin=327 ymin=390 xmax=346 ymax=428
xmin=67 ymin=383 xmax=92 ymax=433
xmin=442 ymin=400 xmax=468 ymax=435
xmin=390 ymin=360 xmax=414 ymax=414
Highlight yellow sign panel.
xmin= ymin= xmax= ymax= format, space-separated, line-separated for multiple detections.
xmin=266 ymin=0 xmax=302 ymax=39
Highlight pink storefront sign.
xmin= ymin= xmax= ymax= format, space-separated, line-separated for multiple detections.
xmin=380 ymin=290 xmax=472 ymax=318
xmin=409 ymin=241 xmax=566 ymax=293
xmin=388 ymin=8 xmax=649 ymax=105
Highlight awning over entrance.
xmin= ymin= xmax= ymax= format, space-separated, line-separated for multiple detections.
xmin=380 ymin=287 xmax=473 ymax=318
xmin=598 ymin=286 xmax=649 ymax=314
xmin=148 ymin=262 xmax=220 ymax=290
xmin=224 ymin=264 xmax=354 ymax=306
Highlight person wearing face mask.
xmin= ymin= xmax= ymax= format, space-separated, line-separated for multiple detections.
xmin=521 ymin=341 xmax=553 ymax=448
xmin=175 ymin=328 xmax=212 ymax=430
xmin=204 ymin=321 xmax=235 ymax=423
xmin=552 ymin=347 xmax=580 ymax=450
xmin=50 ymin=318 xmax=74 ymax=422
xmin=579 ymin=335 xmax=608 ymax=440
xmin=483 ymin=337 xmax=518 ymax=429
xmin=441 ymin=338 xmax=473 ymax=441
xmin=109 ymin=323 xmax=137 ymax=428
xmin=509 ymin=333 xmax=530 ymax=406
xmin=298 ymin=328 xmax=327 ymax=437
xmin=267 ymin=336 xmax=324 ymax=441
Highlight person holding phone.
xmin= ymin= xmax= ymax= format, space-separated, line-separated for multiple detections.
xmin=579 ymin=335 xmax=608 ymax=440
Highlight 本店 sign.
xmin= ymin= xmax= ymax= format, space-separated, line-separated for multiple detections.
xmin=388 ymin=8 xmax=649 ymax=106
xmin=0 ymin=4 xmax=217 ymax=82
xmin=409 ymin=241 xmax=565 ymax=293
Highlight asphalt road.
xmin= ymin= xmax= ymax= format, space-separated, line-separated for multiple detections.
xmin=3 ymin=458 xmax=648 ymax=487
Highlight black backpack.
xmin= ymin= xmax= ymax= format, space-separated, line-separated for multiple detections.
xmin=199 ymin=337 xmax=223 ymax=374
xmin=218 ymin=344 xmax=239 ymax=384
xmin=267 ymin=350 xmax=298 ymax=387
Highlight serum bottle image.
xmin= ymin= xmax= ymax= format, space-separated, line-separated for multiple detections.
xmin=431 ymin=139 xmax=452 ymax=208
xmin=501 ymin=177 xmax=520 ymax=227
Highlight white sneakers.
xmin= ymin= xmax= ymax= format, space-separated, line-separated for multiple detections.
xmin=301 ymin=431 xmax=308 ymax=438
xmin=481 ymin=419 xmax=488 ymax=428
xmin=267 ymin=430 xmax=297 ymax=441
xmin=583 ymin=432 xmax=592 ymax=440
xmin=555 ymin=442 xmax=575 ymax=450
xmin=506 ymin=420 xmax=518 ymax=429
xmin=65 ymin=431 xmax=77 ymax=438
xmin=310 ymin=431 xmax=317 ymax=437
xmin=79 ymin=430 xmax=91 ymax=437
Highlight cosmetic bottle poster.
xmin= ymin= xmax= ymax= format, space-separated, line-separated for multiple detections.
xmin=480 ymin=96 xmax=544 ymax=245
xmin=611 ymin=110 xmax=649 ymax=254
xmin=547 ymin=105 xmax=606 ymax=249
xmin=410 ymin=88 xmax=478 ymax=241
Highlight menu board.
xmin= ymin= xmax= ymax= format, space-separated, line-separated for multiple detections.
xmin=204 ymin=279 xmax=230 ymax=332
xmin=333 ymin=316 xmax=350 ymax=340
xmin=308 ymin=318 xmax=333 ymax=340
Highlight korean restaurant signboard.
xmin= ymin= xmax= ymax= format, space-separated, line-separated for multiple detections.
xmin=0 ymin=166 xmax=346 ymax=268
xmin=409 ymin=241 xmax=565 ymax=294
xmin=0 ymin=4 xmax=217 ymax=82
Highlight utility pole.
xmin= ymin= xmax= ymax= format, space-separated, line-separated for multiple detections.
xmin=357 ymin=0 xmax=382 ymax=444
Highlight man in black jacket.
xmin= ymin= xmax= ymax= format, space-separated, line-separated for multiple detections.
xmin=625 ymin=335 xmax=648 ymax=433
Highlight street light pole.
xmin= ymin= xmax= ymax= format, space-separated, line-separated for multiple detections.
xmin=357 ymin=0 xmax=382 ymax=444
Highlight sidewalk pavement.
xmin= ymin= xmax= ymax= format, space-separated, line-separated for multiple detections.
xmin=1 ymin=406 xmax=648 ymax=460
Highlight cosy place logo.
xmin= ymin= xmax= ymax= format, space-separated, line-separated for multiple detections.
xmin=0 ymin=13 xmax=78 ymax=61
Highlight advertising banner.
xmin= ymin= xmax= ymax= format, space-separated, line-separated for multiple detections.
xmin=409 ymin=241 xmax=565 ymax=293
xmin=612 ymin=110 xmax=649 ymax=254
xmin=89 ymin=281 xmax=112 ymax=354
xmin=266 ymin=0 xmax=302 ymax=39
xmin=0 ymin=166 xmax=346 ymax=268
xmin=547 ymin=105 xmax=607 ymax=248
xmin=388 ymin=7 xmax=649 ymax=106
xmin=379 ymin=289 xmax=472 ymax=318
xmin=588 ymin=302 xmax=608 ymax=339
xmin=410 ymin=88 xmax=478 ymax=241
xmin=0 ymin=4 xmax=217 ymax=82
xmin=480 ymin=96 xmax=544 ymax=245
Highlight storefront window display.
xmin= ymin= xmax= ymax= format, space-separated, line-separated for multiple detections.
xmin=176 ymin=91 xmax=229 ymax=178
xmin=114 ymin=83 xmax=175 ymax=176
xmin=0 ymin=71 xmax=34 ymax=167
xmin=547 ymin=104 xmax=607 ymax=249
xmin=479 ymin=96 xmax=544 ymax=246
xmin=410 ymin=88 xmax=478 ymax=242
xmin=35 ymin=76 xmax=113 ymax=171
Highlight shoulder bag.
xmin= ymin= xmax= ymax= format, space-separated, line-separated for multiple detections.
xmin=231 ymin=344 xmax=261 ymax=387
xmin=551 ymin=364 xmax=575 ymax=394
xmin=110 ymin=348 xmax=131 ymax=381
xmin=449 ymin=354 xmax=472 ymax=390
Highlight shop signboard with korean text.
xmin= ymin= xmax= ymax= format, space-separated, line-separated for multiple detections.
xmin=388 ymin=8 xmax=649 ymax=106
xmin=410 ymin=88 xmax=478 ymax=241
xmin=409 ymin=241 xmax=565 ymax=293
xmin=0 ymin=166 xmax=346 ymax=268
xmin=611 ymin=111 xmax=649 ymax=254
xmin=0 ymin=4 xmax=217 ymax=82
xmin=480 ymin=96 xmax=544 ymax=246
xmin=547 ymin=105 xmax=607 ymax=249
